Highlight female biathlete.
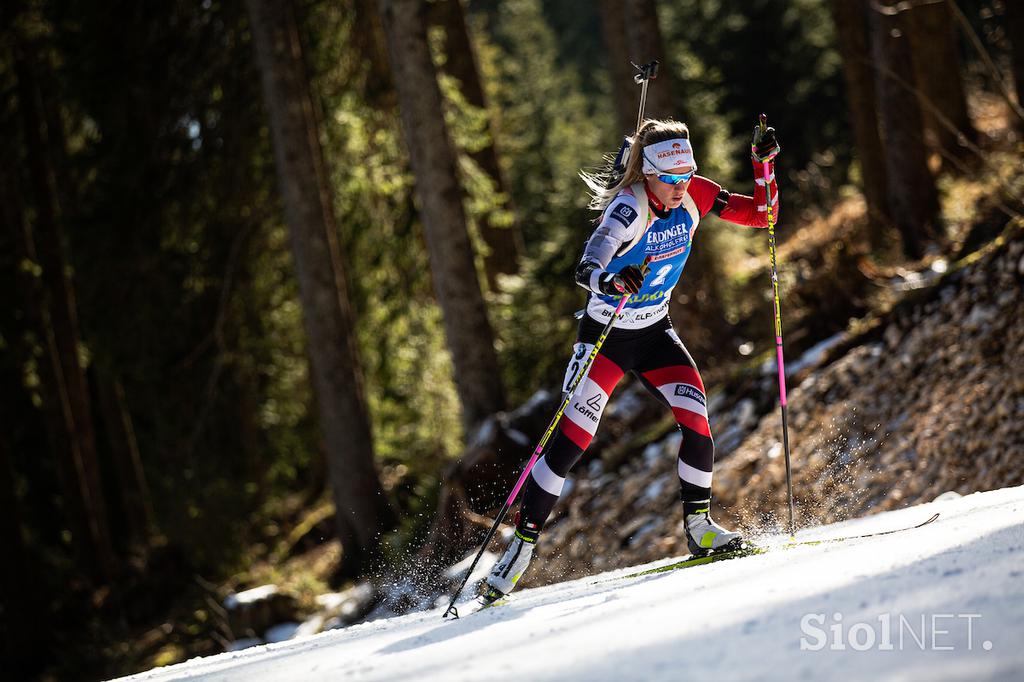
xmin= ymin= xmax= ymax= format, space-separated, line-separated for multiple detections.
xmin=483 ymin=119 xmax=781 ymax=601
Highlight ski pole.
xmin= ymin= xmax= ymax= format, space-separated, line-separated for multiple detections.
xmin=611 ymin=62 xmax=658 ymax=176
xmin=442 ymin=260 xmax=647 ymax=619
xmin=632 ymin=60 xmax=658 ymax=131
xmin=757 ymin=113 xmax=795 ymax=538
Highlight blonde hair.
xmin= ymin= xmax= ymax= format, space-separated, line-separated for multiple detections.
xmin=580 ymin=119 xmax=691 ymax=214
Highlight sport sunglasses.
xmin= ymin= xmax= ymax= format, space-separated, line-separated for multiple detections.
xmin=655 ymin=170 xmax=695 ymax=185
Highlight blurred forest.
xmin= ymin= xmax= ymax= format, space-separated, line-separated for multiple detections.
xmin=1 ymin=0 xmax=1022 ymax=679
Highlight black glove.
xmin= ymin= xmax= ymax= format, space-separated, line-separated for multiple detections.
xmin=752 ymin=125 xmax=781 ymax=162
xmin=598 ymin=262 xmax=649 ymax=296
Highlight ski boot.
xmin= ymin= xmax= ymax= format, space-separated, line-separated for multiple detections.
xmin=478 ymin=530 xmax=537 ymax=606
xmin=684 ymin=508 xmax=744 ymax=557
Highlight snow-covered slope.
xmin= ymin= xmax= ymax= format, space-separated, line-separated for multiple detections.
xmin=115 ymin=486 xmax=1024 ymax=682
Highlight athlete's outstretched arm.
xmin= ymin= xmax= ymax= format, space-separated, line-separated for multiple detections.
xmin=688 ymin=158 xmax=779 ymax=228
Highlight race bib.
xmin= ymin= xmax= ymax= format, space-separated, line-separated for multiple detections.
xmin=562 ymin=342 xmax=596 ymax=394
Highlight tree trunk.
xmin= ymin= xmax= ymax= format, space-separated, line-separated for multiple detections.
xmin=95 ymin=374 xmax=154 ymax=551
xmin=352 ymin=0 xmax=395 ymax=108
xmin=246 ymin=0 xmax=396 ymax=576
xmin=833 ymin=0 xmax=891 ymax=248
xmin=0 ymin=434 xmax=45 ymax=676
xmin=13 ymin=41 xmax=118 ymax=582
xmin=0 ymin=147 xmax=75 ymax=558
xmin=869 ymin=1 xmax=940 ymax=259
xmin=1007 ymin=0 xmax=1024 ymax=114
xmin=0 ymin=214 xmax=46 ymax=672
xmin=905 ymin=0 xmax=976 ymax=169
xmin=623 ymin=0 xmax=679 ymax=121
xmin=597 ymin=0 xmax=637 ymax=135
xmin=377 ymin=0 xmax=506 ymax=431
xmin=430 ymin=0 xmax=523 ymax=289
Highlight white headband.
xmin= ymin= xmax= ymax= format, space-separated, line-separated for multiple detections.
xmin=641 ymin=138 xmax=696 ymax=175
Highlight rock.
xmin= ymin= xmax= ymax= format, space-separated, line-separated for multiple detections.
xmin=618 ymin=515 xmax=653 ymax=542
xmin=641 ymin=442 xmax=662 ymax=466
xmin=997 ymin=290 xmax=1016 ymax=308
xmin=225 ymin=637 xmax=262 ymax=652
xmin=295 ymin=614 xmax=326 ymax=638
xmin=605 ymin=388 xmax=646 ymax=421
xmin=224 ymin=585 xmax=298 ymax=640
xmin=263 ymin=621 xmax=301 ymax=643
xmin=314 ymin=581 xmax=378 ymax=626
xmin=639 ymin=478 xmax=668 ymax=504
xmin=964 ymin=304 xmax=997 ymax=332
xmin=735 ymin=399 xmax=757 ymax=429
xmin=662 ymin=431 xmax=682 ymax=455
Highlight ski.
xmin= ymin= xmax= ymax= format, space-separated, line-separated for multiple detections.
xmin=781 ymin=512 xmax=940 ymax=547
xmin=445 ymin=589 xmax=511 ymax=619
xmin=624 ymin=543 xmax=763 ymax=578
xmin=619 ymin=512 xmax=940 ymax=580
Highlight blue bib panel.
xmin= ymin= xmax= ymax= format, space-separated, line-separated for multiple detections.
xmin=586 ymin=197 xmax=701 ymax=329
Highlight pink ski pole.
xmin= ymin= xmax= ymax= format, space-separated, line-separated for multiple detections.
xmin=758 ymin=113 xmax=795 ymax=537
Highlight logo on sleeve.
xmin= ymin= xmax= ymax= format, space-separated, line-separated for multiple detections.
xmin=610 ymin=203 xmax=637 ymax=228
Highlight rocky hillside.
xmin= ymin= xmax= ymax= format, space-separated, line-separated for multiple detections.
xmin=525 ymin=218 xmax=1024 ymax=587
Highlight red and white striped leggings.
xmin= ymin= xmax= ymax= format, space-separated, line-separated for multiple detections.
xmin=516 ymin=314 xmax=715 ymax=539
